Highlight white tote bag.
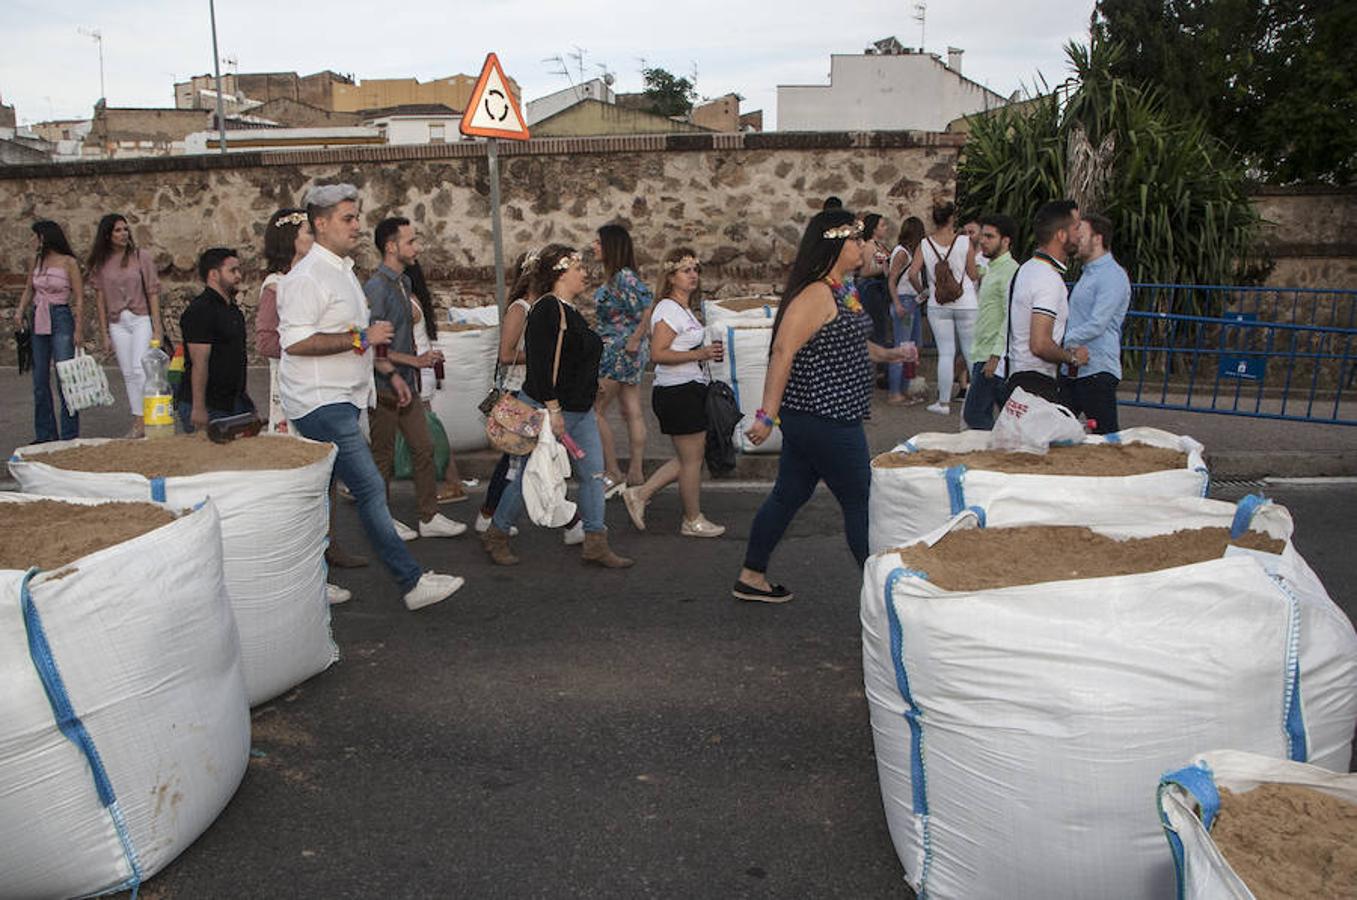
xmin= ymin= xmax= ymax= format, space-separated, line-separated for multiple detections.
xmin=54 ymin=350 xmax=115 ymax=412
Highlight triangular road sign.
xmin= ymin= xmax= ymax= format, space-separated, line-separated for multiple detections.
xmin=460 ymin=53 xmax=531 ymax=141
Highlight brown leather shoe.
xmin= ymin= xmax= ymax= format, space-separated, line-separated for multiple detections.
xmin=581 ymin=530 xmax=633 ymax=568
xmin=325 ymin=541 xmax=369 ymax=569
xmin=480 ymin=525 xmax=520 ymax=566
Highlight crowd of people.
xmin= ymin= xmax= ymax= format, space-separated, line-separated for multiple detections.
xmin=13 ymin=186 xmax=1129 ymax=608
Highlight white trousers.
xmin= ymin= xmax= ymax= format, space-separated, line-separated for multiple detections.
xmin=109 ymin=310 xmax=153 ymax=416
xmin=926 ymin=305 xmax=978 ymax=405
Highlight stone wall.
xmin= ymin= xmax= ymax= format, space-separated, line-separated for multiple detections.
xmin=0 ymin=131 xmax=961 ymax=361
xmin=1251 ymin=186 xmax=1357 ymax=290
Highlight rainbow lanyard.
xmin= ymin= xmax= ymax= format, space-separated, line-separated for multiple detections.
xmin=824 ymin=277 xmax=864 ymax=314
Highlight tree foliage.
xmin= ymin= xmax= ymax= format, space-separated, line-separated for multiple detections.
xmin=1093 ymin=0 xmax=1357 ymax=185
xmin=957 ymin=38 xmax=1261 ymax=287
xmin=641 ymin=67 xmax=697 ymax=118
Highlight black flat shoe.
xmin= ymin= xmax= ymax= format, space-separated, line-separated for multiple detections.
xmin=732 ymin=580 xmax=794 ymax=604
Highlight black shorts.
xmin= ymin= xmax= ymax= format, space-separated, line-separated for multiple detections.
xmin=652 ymin=381 xmax=709 ymax=435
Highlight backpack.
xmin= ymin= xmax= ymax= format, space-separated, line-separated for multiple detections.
xmin=927 ymin=238 xmax=963 ymax=305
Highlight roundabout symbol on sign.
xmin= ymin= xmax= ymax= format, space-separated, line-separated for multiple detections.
xmin=484 ymin=89 xmax=509 ymax=122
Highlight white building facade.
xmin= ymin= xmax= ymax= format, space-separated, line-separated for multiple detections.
xmin=526 ymin=78 xmax=616 ymax=126
xmin=777 ymin=46 xmax=1010 ymax=132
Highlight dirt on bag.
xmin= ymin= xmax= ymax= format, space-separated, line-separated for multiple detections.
xmin=438 ymin=323 xmax=492 ymax=332
xmin=893 ymin=525 xmax=1284 ymax=591
xmin=2 ymin=499 xmax=177 ymax=570
xmin=30 ymin=434 xmax=331 ymax=478
xmin=714 ymin=297 xmax=779 ymax=313
xmin=873 ymin=442 xmax=1189 ymax=476
xmin=1213 ymin=784 xmax=1357 ymax=900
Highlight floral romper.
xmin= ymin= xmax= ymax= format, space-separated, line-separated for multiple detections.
xmin=593 ymin=268 xmax=653 ymax=384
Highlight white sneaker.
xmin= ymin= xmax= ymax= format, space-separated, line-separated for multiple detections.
xmin=392 ymin=518 xmax=418 ymax=542
xmin=475 ymin=512 xmax=518 ymax=537
xmin=680 ymin=515 xmax=726 ymax=539
xmin=419 ymin=513 xmax=468 ymax=538
xmin=562 ymin=520 xmax=585 ymax=545
xmin=403 ymin=571 xmax=465 ymax=611
xmin=325 ymin=583 xmax=351 ymax=605
xmin=926 ymin=402 xmax=951 ymax=415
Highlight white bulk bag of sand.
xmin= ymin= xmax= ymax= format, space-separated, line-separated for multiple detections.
xmin=448 ymin=304 xmax=500 ymax=326
xmin=431 ymin=321 xmax=498 ymax=452
xmin=868 ymin=426 xmax=1209 ymax=551
xmin=860 ymin=504 xmax=1357 ymax=900
xmin=0 ymin=495 xmax=249 ymax=899
xmin=705 ymin=320 xmax=782 ymax=454
xmin=1158 ymin=750 xmax=1357 ymax=900
xmin=9 ymin=436 xmax=339 ymax=706
xmin=702 ymin=296 xmax=779 ymax=326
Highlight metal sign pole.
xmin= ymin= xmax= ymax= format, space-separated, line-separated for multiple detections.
xmin=487 ymin=138 xmax=506 ymax=315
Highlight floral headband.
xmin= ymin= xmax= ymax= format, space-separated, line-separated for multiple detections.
xmin=822 ymin=220 xmax=864 ymax=240
xmin=552 ymin=251 xmax=583 ymax=272
xmin=523 ymin=247 xmax=541 ymax=273
xmin=663 ymin=255 xmax=700 ymax=272
xmin=273 ymin=211 xmax=307 ymax=228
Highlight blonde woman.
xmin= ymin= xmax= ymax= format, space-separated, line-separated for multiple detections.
xmin=620 ymin=248 xmax=724 ymax=538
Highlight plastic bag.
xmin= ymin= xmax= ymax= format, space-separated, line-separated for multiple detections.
xmin=394 ymin=409 xmax=452 ymax=480
xmin=991 ymin=386 xmax=1084 ymax=453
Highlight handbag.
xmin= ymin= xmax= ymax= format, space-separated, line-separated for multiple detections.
xmin=55 ymin=349 xmax=116 ymax=412
xmin=483 ymin=297 xmax=567 ymax=455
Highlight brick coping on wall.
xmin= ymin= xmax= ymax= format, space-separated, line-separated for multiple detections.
xmin=0 ymin=131 xmax=967 ymax=180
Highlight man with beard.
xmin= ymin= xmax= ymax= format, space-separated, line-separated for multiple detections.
xmin=178 ymin=247 xmax=255 ymax=431
xmin=1059 ymin=212 xmax=1131 ymax=434
xmin=1001 ymin=200 xmax=1088 ymax=404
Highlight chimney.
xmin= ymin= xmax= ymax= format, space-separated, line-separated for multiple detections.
xmin=947 ymin=47 xmax=964 ymax=73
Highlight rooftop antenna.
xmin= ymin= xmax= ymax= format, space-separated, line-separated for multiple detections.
xmin=912 ymin=2 xmax=927 ymax=52
xmin=543 ymin=54 xmax=578 ymax=99
xmin=221 ymin=54 xmax=238 ymax=75
xmin=567 ymin=46 xmax=588 ymax=85
xmin=77 ymin=26 xmax=106 ymax=102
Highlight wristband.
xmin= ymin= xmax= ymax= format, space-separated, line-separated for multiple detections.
xmin=755 ymin=408 xmax=780 ymax=428
xmin=350 ymin=326 xmax=369 ymax=355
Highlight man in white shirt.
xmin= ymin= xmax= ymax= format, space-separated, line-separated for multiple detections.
xmin=1001 ymin=200 xmax=1089 ymax=404
xmin=278 ymin=183 xmax=464 ymax=611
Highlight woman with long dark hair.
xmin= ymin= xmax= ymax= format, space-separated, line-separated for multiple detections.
xmin=480 ymin=244 xmax=633 ymax=569
xmin=591 ymin=224 xmax=653 ymax=492
xmin=856 ymin=212 xmax=895 ymax=357
xmin=13 ymin=220 xmax=85 ymax=442
xmin=256 ymin=207 xmax=313 ymax=433
xmin=87 ymin=213 xmax=162 ymax=437
xmin=885 ymin=215 xmax=927 ymax=405
xmin=732 ymin=210 xmax=910 ymax=603
xmin=405 ymin=261 xmax=465 ymax=503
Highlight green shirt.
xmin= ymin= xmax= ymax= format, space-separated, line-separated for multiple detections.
xmin=972 ymin=250 xmax=1019 ymax=361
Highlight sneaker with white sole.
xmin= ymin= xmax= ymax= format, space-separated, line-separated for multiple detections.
xmin=562 ymin=520 xmax=585 ymax=545
xmin=403 ymin=571 xmax=465 ymax=611
xmin=392 ymin=518 xmax=419 ymax=542
xmin=419 ymin=513 xmax=468 ymax=538
xmin=325 ymin=583 xmax=352 ymax=605
xmin=680 ymin=515 xmax=726 ymax=538
xmin=475 ymin=512 xmax=517 ymax=537
xmin=925 ymin=401 xmax=951 ymax=415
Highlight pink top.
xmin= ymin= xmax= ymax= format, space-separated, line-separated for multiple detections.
xmin=30 ymin=262 xmax=72 ymax=336
xmin=255 ymin=274 xmax=284 ymax=359
xmin=89 ymin=248 xmax=160 ymax=322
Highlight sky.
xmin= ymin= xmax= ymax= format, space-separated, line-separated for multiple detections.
xmin=0 ymin=0 xmax=1096 ymax=129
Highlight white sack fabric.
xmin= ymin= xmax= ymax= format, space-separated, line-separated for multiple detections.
xmin=10 ymin=436 xmax=339 ymax=706
xmin=860 ymin=502 xmax=1357 ymax=900
xmin=431 ymin=323 xmax=498 ymax=452
xmin=868 ymin=426 xmax=1209 ymax=551
xmin=702 ymin=296 xmax=779 ymax=326
xmin=448 ymin=304 xmax=500 ymax=326
xmin=1158 ymin=750 xmax=1357 ymax=900
xmin=0 ymin=496 xmax=249 ymax=899
xmin=705 ymin=321 xmax=782 ymax=454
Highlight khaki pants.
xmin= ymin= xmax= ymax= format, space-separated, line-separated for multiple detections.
xmin=369 ymin=392 xmax=437 ymax=523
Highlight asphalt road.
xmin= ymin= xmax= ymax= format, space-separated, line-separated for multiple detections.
xmin=123 ymin=481 xmax=1355 ymax=899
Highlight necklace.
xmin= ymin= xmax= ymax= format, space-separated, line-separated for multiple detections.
xmin=823 ymin=276 xmax=864 ymax=314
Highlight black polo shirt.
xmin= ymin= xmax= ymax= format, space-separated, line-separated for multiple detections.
xmin=177 ymin=287 xmax=249 ymax=411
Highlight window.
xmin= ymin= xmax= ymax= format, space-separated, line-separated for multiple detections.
xmin=429 ymin=123 xmax=445 ymax=144
xmin=377 ymin=123 xmax=388 ymax=141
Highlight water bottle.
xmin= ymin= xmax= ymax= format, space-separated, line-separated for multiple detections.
xmin=142 ymin=340 xmax=175 ymax=439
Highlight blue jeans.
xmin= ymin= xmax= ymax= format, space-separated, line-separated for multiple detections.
xmin=743 ymin=410 xmax=870 ymax=573
xmin=962 ymin=361 xmax=1006 ymax=430
xmin=292 ymin=402 xmax=423 ymax=592
xmin=176 ymin=395 xmax=256 ymax=434
xmin=30 ymin=305 xmax=79 ymax=443
xmin=493 ymin=397 xmax=607 ymax=534
xmin=887 ymin=296 xmax=922 ymax=395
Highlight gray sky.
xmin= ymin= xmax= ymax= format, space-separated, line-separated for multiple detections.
xmin=0 ymin=0 xmax=1095 ymax=128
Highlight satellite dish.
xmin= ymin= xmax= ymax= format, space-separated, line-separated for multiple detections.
xmin=603 ymin=72 xmax=615 ymax=86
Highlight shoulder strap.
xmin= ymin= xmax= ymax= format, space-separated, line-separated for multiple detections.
xmin=1003 ymin=265 xmax=1020 ymax=376
xmin=939 ymin=239 xmax=956 ymax=263
xmin=551 ymin=297 xmax=568 ymax=391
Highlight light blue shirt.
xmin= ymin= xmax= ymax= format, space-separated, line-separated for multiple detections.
xmin=1064 ymin=252 xmax=1131 ymax=379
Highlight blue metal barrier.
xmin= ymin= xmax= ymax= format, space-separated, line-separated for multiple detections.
xmin=1121 ymin=284 xmax=1357 ymax=424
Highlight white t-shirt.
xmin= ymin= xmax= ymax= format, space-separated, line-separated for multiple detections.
xmin=1003 ymin=256 xmax=1069 ymax=379
xmin=501 ymin=297 xmax=531 ymax=391
xmin=277 ymin=243 xmax=375 ymax=420
xmin=890 ymin=245 xmax=917 ymax=300
xmin=919 ymin=235 xmax=979 ymax=310
xmin=650 ymin=298 xmax=708 ymax=388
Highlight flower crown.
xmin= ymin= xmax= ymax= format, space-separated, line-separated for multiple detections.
xmin=822 ymin=220 xmax=864 ymax=240
xmin=663 ymin=255 xmax=700 ymax=273
xmin=552 ymin=251 xmax=583 ymax=272
xmin=523 ymin=247 xmax=541 ymax=272
xmin=273 ymin=211 xmax=307 ymax=228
